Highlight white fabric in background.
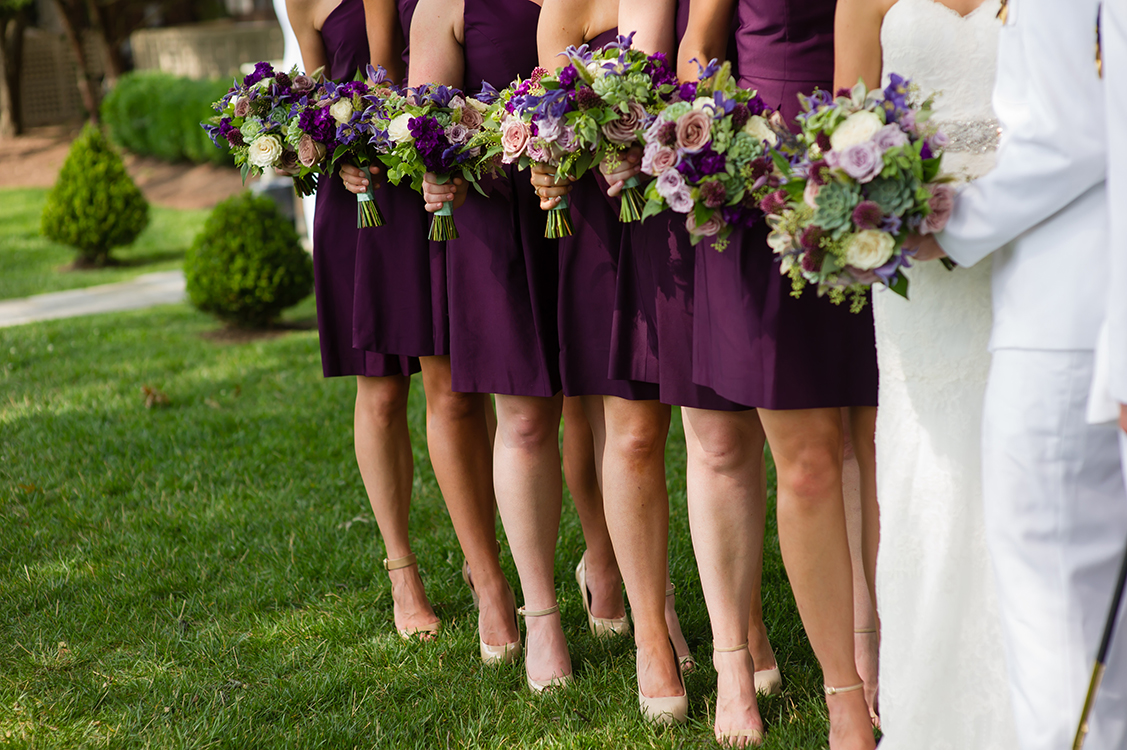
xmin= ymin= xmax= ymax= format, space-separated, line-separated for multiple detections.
xmin=982 ymin=350 xmax=1127 ymax=750
xmin=874 ymin=2 xmax=1018 ymax=748
xmin=273 ymin=0 xmax=316 ymax=245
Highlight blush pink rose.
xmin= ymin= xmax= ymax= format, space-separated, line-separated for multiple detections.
xmin=234 ymin=97 xmax=251 ymax=118
xmin=919 ymin=183 xmax=956 ymax=235
xmin=501 ymin=117 xmax=531 ymax=163
xmin=460 ymin=105 xmax=484 ymax=130
xmin=603 ymin=101 xmax=649 ymax=145
xmin=804 ymin=181 xmax=821 ymax=209
xmin=641 ymin=141 xmax=680 ymax=175
xmin=667 ymin=186 xmax=694 ymax=214
xmin=687 ymin=212 xmax=724 ymax=237
xmin=675 ymin=110 xmax=712 ymax=154
xmin=297 ymin=134 xmax=326 ymax=168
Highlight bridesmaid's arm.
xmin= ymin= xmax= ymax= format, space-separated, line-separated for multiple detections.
xmin=286 ymin=0 xmax=329 ymax=73
xmin=834 ymin=0 xmax=894 ymax=91
xmin=362 ymin=0 xmax=406 ymax=82
xmin=619 ymin=0 xmax=675 ymax=57
xmin=676 ymin=0 xmax=733 ymax=80
xmin=410 ymin=0 xmax=468 ymax=211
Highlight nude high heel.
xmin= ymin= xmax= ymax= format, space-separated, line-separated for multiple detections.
xmin=383 ymin=554 xmax=440 ymax=641
xmin=666 ymin=583 xmax=697 ymax=673
xmin=712 ymin=643 xmax=766 ymax=746
xmin=461 ymin=560 xmax=521 ymax=665
xmin=518 ymin=603 xmax=573 ymax=693
xmin=575 ymin=553 xmax=630 ymax=638
xmin=638 ymin=638 xmax=689 ymax=725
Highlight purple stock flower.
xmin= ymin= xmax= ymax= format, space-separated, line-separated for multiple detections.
xmin=242 ymin=61 xmax=275 ymax=87
xmin=721 ymin=204 xmax=761 ymax=229
xmin=678 ymin=81 xmax=698 ymax=101
xmin=558 ymin=66 xmax=579 ymax=89
xmin=677 ymin=147 xmax=725 ymax=182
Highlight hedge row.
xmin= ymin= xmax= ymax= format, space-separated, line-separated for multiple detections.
xmin=101 ymin=71 xmax=232 ymax=165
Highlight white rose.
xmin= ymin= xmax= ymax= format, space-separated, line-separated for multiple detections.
xmin=387 ymin=113 xmax=414 ymax=144
xmin=247 ymin=134 xmax=283 ymax=168
xmin=843 ymin=230 xmax=896 ymax=270
xmin=466 ymin=97 xmax=489 ymax=113
xmin=829 ymin=110 xmax=884 ymax=151
xmin=329 ymin=98 xmax=354 ymax=125
xmin=743 ymin=115 xmax=777 ymax=146
xmin=692 ymin=96 xmax=718 ymax=115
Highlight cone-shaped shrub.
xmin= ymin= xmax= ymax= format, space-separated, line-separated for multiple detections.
xmin=40 ymin=124 xmax=149 ymax=266
xmin=185 ymin=192 xmax=313 ymax=328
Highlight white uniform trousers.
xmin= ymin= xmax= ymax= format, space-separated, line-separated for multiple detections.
xmin=982 ymin=349 xmax=1127 ymax=750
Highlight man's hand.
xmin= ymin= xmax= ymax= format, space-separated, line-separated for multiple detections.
xmin=529 ymin=163 xmax=574 ymax=210
xmin=599 ymin=147 xmax=642 ymax=198
xmin=421 ymin=172 xmax=468 ymax=212
xmin=903 ymin=233 xmax=948 ymax=261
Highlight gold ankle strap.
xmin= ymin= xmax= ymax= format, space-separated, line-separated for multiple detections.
xmin=383 ymin=554 xmax=417 ymax=571
xmin=666 ymin=583 xmax=675 ymax=597
xmin=824 ymin=682 xmax=865 ymax=696
xmin=713 ymin=642 xmax=749 ymax=653
xmin=853 ymin=627 xmax=877 ymax=634
xmin=517 ymin=604 xmax=559 ymax=618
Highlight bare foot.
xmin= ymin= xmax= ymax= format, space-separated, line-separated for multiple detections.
xmin=826 ymin=688 xmax=877 ymax=750
xmin=713 ymin=647 xmax=765 ymax=747
xmin=387 ymin=564 xmax=440 ymax=639
xmin=523 ymin=609 xmax=572 ymax=686
xmin=665 ymin=586 xmax=695 ymax=670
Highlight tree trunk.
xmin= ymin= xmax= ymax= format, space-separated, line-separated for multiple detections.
xmin=84 ymin=0 xmax=119 ymax=86
xmin=0 ymin=10 xmax=28 ymax=138
xmin=51 ymin=0 xmax=99 ymax=123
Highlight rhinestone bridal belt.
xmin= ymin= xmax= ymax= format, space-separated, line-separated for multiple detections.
xmin=933 ymin=119 xmax=1002 ymax=154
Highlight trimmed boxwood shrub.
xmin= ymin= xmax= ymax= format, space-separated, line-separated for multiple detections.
xmin=185 ymin=192 xmax=313 ymax=327
xmin=40 ymin=124 xmax=150 ymax=266
xmin=101 ymin=71 xmax=232 ymax=164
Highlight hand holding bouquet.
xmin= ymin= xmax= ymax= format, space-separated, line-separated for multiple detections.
xmin=204 ymin=62 xmax=322 ymax=196
xmin=638 ymin=60 xmax=784 ymax=249
xmin=375 ymin=83 xmax=503 ymax=240
xmin=763 ymin=75 xmax=952 ymax=311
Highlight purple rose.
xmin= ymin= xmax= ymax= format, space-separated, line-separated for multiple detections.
xmin=292 ymin=74 xmax=315 ymax=92
xmin=537 ymin=116 xmax=563 ymax=143
xmin=527 ymin=140 xmax=551 ymax=163
xmin=445 ymin=122 xmax=470 ymax=145
xmin=556 ymin=125 xmax=578 ymax=153
xmin=919 ymin=183 xmax=956 ymax=235
xmin=840 ymin=141 xmax=884 ymax=183
xmin=874 ymin=123 xmax=909 ymax=152
xmin=603 ymin=101 xmax=649 ymax=146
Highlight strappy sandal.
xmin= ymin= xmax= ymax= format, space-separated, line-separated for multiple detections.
xmin=460 ymin=558 xmax=521 ymax=664
xmin=666 ymin=583 xmax=697 ymax=673
xmin=712 ymin=643 xmax=766 ymax=746
xmin=383 ymin=554 xmax=440 ymax=641
xmin=576 ymin=553 xmax=630 ymax=637
xmin=517 ymin=603 xmax=573 ymax=692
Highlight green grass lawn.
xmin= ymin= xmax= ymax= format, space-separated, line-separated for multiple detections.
xmin=0 ymin=301 xmax=833 ymax=748
xmin=0 ymin=188 xmax=209 ymax=301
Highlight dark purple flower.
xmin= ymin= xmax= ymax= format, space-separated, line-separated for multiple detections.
xmin=558 ymin=66 xmax=579 ymax=89
xmin=799 ymin=225 xmax=825 ymax=253
xmin=274 ymin=71 xmax=292 ymax=89
xmin=700 ymin=180 xmax=727 ymax=208
xmin=721 ymin=204 xmax=762 ymax=229
xmin=731 ymin=104 xmax=750 ymax=130
xmin=749 ymin=157 xmax=772 ymax=184
xmin=852 ymin=200 xmax=884 ymax=230
xmin=678 ymin=81 xmax=698 ymax=102
xmin=575 ymin=86 xmax=602 ymax=110
xmin=225 ymin=128 xmax=244 ymax=148
xmin=816 ymin=132 xmax=832 ymax=153
xmin=677 ymin=147 xmax=726 ymax=182
xmin=920 ymin=141 xmax=933 ymax=160
xmin=242 ymin=61 xmax=275 ymax=87
xmin=800 ymin=240 xmax=825 ymax=272
xmin=807 ymin=160 xmax=830 ymax=186
xmin=760 ymin=189 xmax=788 ymax=215
xmin=657 ymin=121 xmax=677 ymax=147
xmin=745 ymin=94 xmax=769 ymax=118
xmin=835 ymin=87 xmax=852 ymax=98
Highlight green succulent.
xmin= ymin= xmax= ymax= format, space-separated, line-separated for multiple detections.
xmin=812 ymin=180 xmax=861 ymax=236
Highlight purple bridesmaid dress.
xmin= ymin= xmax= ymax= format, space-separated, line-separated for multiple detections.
xmin=313 ymin=0 xmax=419 ymax=378
xmin=351 ymin=0 xmax=449 ymax=359
xmin=556 ymin=28 xmax=659 ymax=400
xmin=691 ymin=0 xmax=879 ymax=409
xmin=607 ymin=0 xmax=749 ymax=410
xmin=446 ymin=0 xmax=560 ymax=397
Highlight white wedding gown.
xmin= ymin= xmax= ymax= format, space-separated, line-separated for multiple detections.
xmin=874 ymin=1 xmax=1018 ymax=747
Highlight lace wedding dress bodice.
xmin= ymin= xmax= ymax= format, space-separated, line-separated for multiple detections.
xmin=875 ymin=1 xmax=1019 ymax=748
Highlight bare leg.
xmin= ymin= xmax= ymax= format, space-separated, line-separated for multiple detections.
xmin=682 ymin=407 xmax=767 ymax=745
xmin=355 ymin=374 xmax=438 ymax=634
xmin=601 ymin=397 xmax=682 ymax=700
xmin=418 ymin=357 xmax=518 ymax=649
xmin=493 ymin=393 xmax=571 ymax=684
xmin=757 ymin=407 xmax=875 ymax=750
xmin=562 ymin=396 xmax=626 ymax=621
xmin=845 ymin=406 xmax=880 ymax=721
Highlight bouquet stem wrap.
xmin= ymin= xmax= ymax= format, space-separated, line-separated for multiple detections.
xmin=618 ymin=175 xmax=645 ymax=223
xmin=356 ymin=167 xmax=385 ymax=229
xmin=545 ymin=195 xmax=574 ymax=239
xmin=428 ymin=175 xmax=459 ymax=241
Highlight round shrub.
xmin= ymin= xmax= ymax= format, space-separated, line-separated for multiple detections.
xmin=40 ymin=124 xmax=150 ymax=266
xmin=185 ymin=192 xmax=313 ymax=327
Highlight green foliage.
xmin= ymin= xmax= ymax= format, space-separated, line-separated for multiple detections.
xmin=185 ymin=192 xmax=312 ymax=327
xmin=39 ymin=124 xmax=150 ymax=266
xmin=101 ymin=70 xmax=232 ymax=165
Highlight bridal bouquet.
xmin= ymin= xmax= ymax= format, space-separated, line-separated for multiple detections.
xmin=375 ymin=83 xmax=502 ymax=240
xmin=314 ymin=65 xmax=402 ymax=228
xmin=764 ymin=75 xmax=952 ymax=310
xmin=498 ymin=34 xmax=678 ymax=237
xmin=204 ymin=62 xmax=323 ymax=196
xmin=638 ymin=60 xmax=784 ymax=249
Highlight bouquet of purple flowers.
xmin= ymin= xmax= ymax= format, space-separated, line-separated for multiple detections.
xmin=497 ymin=34 xmax=678 ymax=237
xmin=374 ymin=83 xmax=503 ymax=240
xmin=763 ymin=76 xmax=953 ymax=311
xmin=638 ymin=60 xmax=784 ymax=249
xmin=204 ymin=62 xmax=322 ymax=196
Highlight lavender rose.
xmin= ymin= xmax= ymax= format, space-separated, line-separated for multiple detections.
xmin=297 ymin=134 xmax=326 ymax=168
xmin=655 ymin=167 xmax=687 ymax=200
xmin=292 ymin=74 xmax=315 ymax=92
xmin=501 ymin=117 xmax=531 ymax=163
xmin=233 ymin=97 xmax=251 ymax=118
xmin=675 ymin=110 xmax=712 ymax=154
xmin=603 ymin=101 xmax=648 ymax=146
xmin=873 ymin=123 xmax=909 ymax=152
xmin=840 ymin=141 xmax=884 ymax=183
xmin=667 ymin=186 xmax=693 ymax=214
xmin=445 ymin=122 xmax=470 ymax=146
xmin=460 ymin=105 xmax=484 ymax=130
xmin=537 ymin=116 xmax=563 ymax=143
xmin=919 ymin=183 xmax=955 ymax=235
xmin=556 ymin=125 xmax=578 ymax=153
xmin=641 ymin=141 xmax=680 ymax=175
xmin=527 ymin=140 xmax=552 ymax=163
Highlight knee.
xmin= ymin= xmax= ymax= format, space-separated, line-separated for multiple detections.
xmin=780 ymin=446 xmax=841 ymax=511
xmin=691 ymin=426 xmax=755 ymax=473
xmin=500 ymin=410 xmax=556 ymax=451
xmin=428 ymin=388 xmax=482 ymax=423
xmin=609 ymin=419 xmax=666 ymax=463
xmin=356 ymin=378 xmax=409 ymax=428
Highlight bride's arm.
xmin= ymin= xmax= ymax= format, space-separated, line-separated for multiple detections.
xmin=834 ymin=0 xmax=893 ymax=91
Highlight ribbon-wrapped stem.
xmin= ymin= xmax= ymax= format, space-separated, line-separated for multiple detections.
xmin=428 ymin=174 xmax=459 ymax=241
xmin=356 ymin=166 xmax=385 ymax=229
xmin=618 ymin=175 xmax=645 ymax=223
xmin=545 ymin=195 xmax=574 ymax=239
